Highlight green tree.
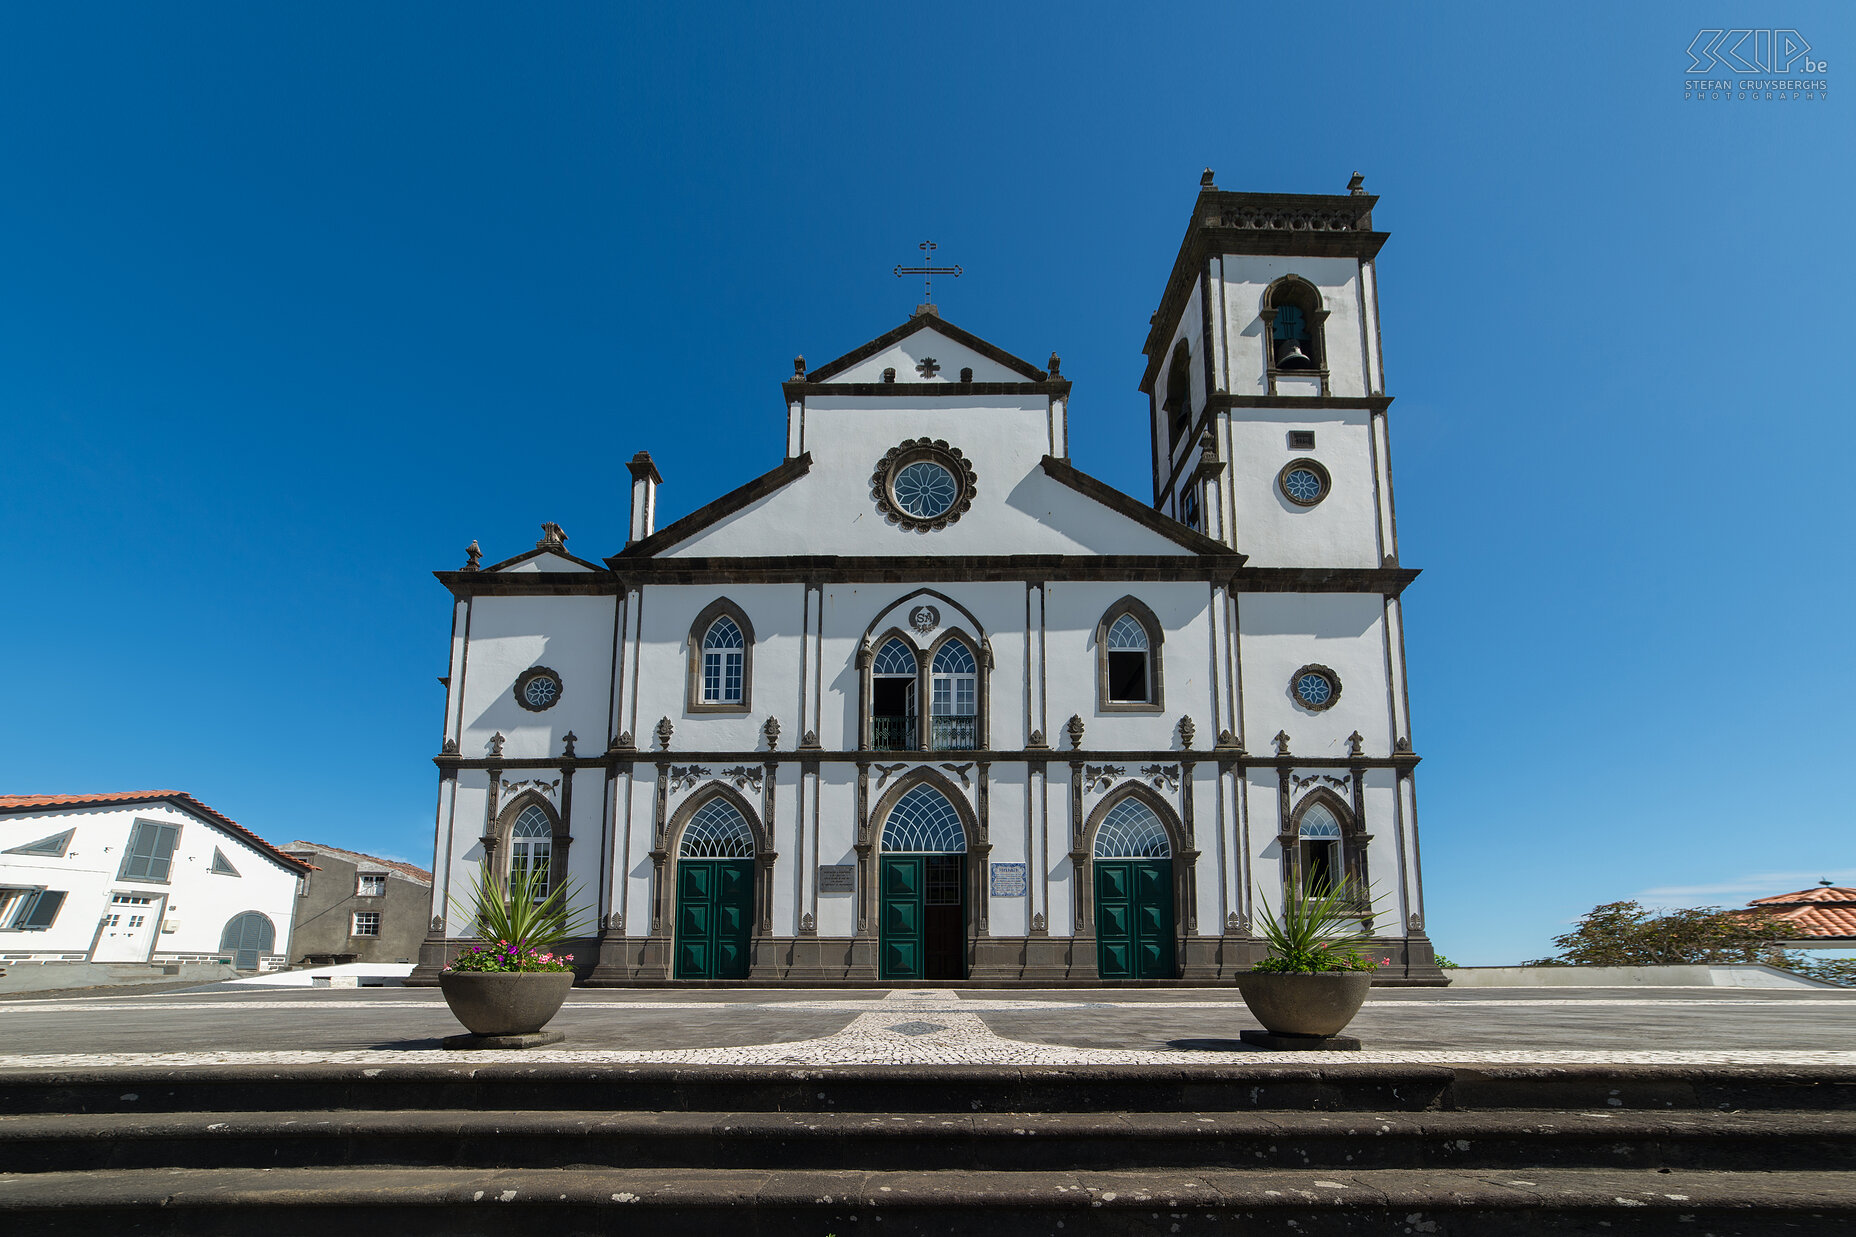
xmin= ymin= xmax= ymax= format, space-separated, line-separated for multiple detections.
xmin=1536 ymin=901 xmax=1791 ymax=967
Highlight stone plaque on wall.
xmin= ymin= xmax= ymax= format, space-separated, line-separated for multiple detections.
xmin=817 ymin=864 xmax=856 ymax=894
xmin=989 ymin=862 xmax=1028 ymax=897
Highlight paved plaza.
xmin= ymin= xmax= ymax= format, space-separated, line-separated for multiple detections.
xmin=1 ymin=984 xmax=1852 ymax=1069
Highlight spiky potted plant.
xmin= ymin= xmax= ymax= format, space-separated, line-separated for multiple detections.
xmin=1236 ymin=879 xmax=1382 ymax=1041
xmin=439 ymin=869 xmax=589 ymax=1040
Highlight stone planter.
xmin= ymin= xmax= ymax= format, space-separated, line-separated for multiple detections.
xmin=438 ymin=970 xmax=573 ymax=1037
xmin=1234 ymin=971 xmax=1373 ymax=1038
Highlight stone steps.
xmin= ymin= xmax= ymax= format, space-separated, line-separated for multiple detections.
xmin=1 ymin=1165 xmax=1852 ymax=1235
xmin=3 ymin=1064 xmax=1853 ymax=1234
xmin=4 ymin=1107 xmax=1853 ymax=1173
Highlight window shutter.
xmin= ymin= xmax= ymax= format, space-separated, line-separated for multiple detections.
xmin=17 ymin=890 xmax=66 ymax=929
xmin=119 ymin=822 xmax=180 ymax=881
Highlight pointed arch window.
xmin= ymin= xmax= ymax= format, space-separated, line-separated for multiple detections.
xmin=1093 ymin=797 xmax=1172 ymax=858
xmin=1098 ymin=601 xmax=1163 ymax=711
xmin=680 ymin=797 xmax=756 ymax=858
xmin=1297 ymin=802 xmax=1343 ymax=894
xmin=930 ymin=639 xmax=977 ymax=751
xmin=881 ymin=784 xmax=967 ymax=853
xmin=509 ymin=805 xmax=553 ymax=901
xmin=871 ymin=637 xmax=919 ymax=751
xmin=686 ymin=600 xmax=754 ymax=712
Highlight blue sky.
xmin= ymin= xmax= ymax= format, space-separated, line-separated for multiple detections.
xmin=2 ymin=4 xmax=1849 ymax=965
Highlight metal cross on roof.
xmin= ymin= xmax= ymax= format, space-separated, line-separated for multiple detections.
xmin=894 ymin=240 xmax=962 ymax=305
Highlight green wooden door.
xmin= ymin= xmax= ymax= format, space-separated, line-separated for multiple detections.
xmin=1095 ymin=860 xmax=1175 ymax=979
xmin=879 ymin=855 xmax=925 ymax=980
xmin=675 ymin=859 xmax=754 ymax=979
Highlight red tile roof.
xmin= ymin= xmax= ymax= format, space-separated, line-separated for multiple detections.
xmin=0 ymin=792 xmax=316 ymax=874
xmin=1737 ymin=887 xmax=1856 ymax=940
xmin=283 ymin=840 xmax=431 ymax=884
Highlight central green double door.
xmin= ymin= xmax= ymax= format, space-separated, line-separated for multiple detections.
xmin=1094 ymin=860 xmax=1176 ymax=979
xmin=879 ymin=854 xmax=967 ymax=980
xmin=675 ymin=859 xmax=753 ymax=979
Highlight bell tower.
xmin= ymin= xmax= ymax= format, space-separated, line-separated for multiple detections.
xmin=1139 ymin=170 xmax=1395 ymax=570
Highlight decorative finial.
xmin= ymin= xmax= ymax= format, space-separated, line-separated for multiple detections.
xmin=1225 ymin=911 xmax=1241 ymax=933
xmin=1201 ymin=168 xmax=1216 ymax=189
xmin=654 ymin=717 xmax=673 ymax=751
xmin=1347 ymin=730 xmax=1364 ymax=758
xmin=1394 ymin=736 xmax=1413 ymax=754
xmin=562 ymin=731 xmax=577 ymax=758
xmin=894 ymin=240 xmax=961 ymax=309
xmin=1272 ymin=730 xmax=1291 ymax=757
xmin=536 ymin=522 xmax=567 ymax=551
xmin=463 ymin=540 xmax=482 ymax=571
xmin=1823 ymin=878 xmax=1837 ymax=887
xmin=488 ymin=731 xmax=505 ymax=758
xmin=763 ymin=716 xmax=782 ymax=751
xmin=793 ymin=355 xmax=806 ymax=377
xmin=1066 ymin=714 xmax=1086 ymax=750
xmin=1178 ymin=716 xmax=1196 ymax=749
xmin=1216 ymin=728 xmax=1238 ymax=751
xmin=608 ymin=731 xmax=635 ymax=753
xmin=442 ymin=738 xmax=459 ymax=755
xmin=801 ymin=728 xmax=820 ymax=749
xmin=1348 ymin=171 xmax=1366 ymax=196
xmin=1047 ymin=353 xmax=1062 ymax=376
xmin=799 ymin=911 xmax=816 ymax=935
xmin=1027 ymin=729 xmax=1047 ymax=750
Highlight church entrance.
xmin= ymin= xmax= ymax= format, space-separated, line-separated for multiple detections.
xmin=673 ymin=796 xmax=758 ymax=980
xmin=1091 ymin=796 xmax=1177 ymax=980
xmin=877 ymin=782 xmax=969 ymax=981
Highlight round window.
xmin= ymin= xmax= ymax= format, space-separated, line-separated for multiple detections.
xmin=870 ymin=438 xmax=977 ymax=532
xmin=892 ymin=460 xmax=958 ymax=519
xmin=1278 ymin=458 xmax=1331 ymax=507
xmin=514 ymin=667 xmax=563 ymax=712
xmin=1291 ymin=664 xmax=1341 ymax=711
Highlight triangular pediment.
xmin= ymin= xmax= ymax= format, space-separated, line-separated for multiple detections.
xmin=806 ymin=315 xmax=1049 ymax=384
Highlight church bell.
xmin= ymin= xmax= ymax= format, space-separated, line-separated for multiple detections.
xmin=1275 ymin=339 xmax=1314 ymax=370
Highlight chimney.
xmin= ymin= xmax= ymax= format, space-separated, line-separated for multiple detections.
xmin=627 ymin=451 xmax=661 ymax=544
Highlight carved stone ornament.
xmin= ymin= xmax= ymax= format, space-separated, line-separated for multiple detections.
xmin=1293 ymin=772 xmax=1350 ymax=795
xmin=1273 ymin=730 xmax=1292 ymax=757
xmin=801 ymin=729 xmax=820 ymax=749
xmin=503 ymin=777 xmax=562 ymax=802
xmin=1140 ymin=764 xmax=1181 ymax=792
xmin=667 ymin=765 xmax=712 ymax=793
xmin=940 ymin=762 xmax=973 ymax=789
xmin=1225 ymin=911 xmax=1243 ymax=935
xmin=869 ymin=438 xmax=978 ymax=533
xmin=655 ymin=716 xmax=674 ymax=750
xmin=874 ymin=762 xmax=909 ymax=789
xmin=1066 ymin=714 xmax=1086 ymax=750
xmin=722 ymin=765 xmax=765 ymax=793
xmin=1408 ymin=912 xmax=1424 ymax=933
xmin=1347 ymin=730 xmax=1364 ymax=758
xmin=488 ymin=731 xmax=506 ymax=758
xmin=763 ymin=716 xmax=782 ymax=750
xmin=1083 ymin=764 xmax=1126 ymax=792
xmin=1027 ymin=729 xmax=1047 ymax=749
xmin=442 ymin=738 xmax=460 ymax=755
xmin=1031 ymin=911 xmax=1047 ymax=934
xmin=909 ymin=604 xmax=940 ymax=634
xmin=1178 ymin=716 xmax=1196 ymax=749
xmin=514 ymin=666 xmax=564 ymax=713
xmin=612 ymin=730 xmax=635 ymax=751
xmin=1395 ymin=736 xmax=1413 ymax=753
xmin=562 ymin=731 xmax=577 ymax=758
xmin=799 ymin=911 xmax=817 ymax=935
xmin=463 ymin=540 xmax=482 ymax=571
xmin=430 ymin=915 xmax=445 ymax=934
xmin=536 ymin=522 xmax=568 ymax=551
xmin=1215 ymin=728 xmax=1241 ymax=751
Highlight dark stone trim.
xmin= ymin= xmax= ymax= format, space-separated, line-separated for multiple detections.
xmin=1237 ymin=566 xmax=1422 ymax=597
xmin=435 ymin=571 xmax=621 ymax=599
xmin=803 ymin=314 xmax=1050 ymax=383
xmin=684 ymin=597 xmax=756 ymax=715
xmin=476 ymin=544 xmax=610 ymax=574
xmin=1210 ymin=393 xmax=1394 ymax=412
xmin=613 ymin=554 xmax=1248 ymax=584
xmin=785 ymin=381 xmax=1070 ymax=398
xmin=436 ymin=749 xmax=1421 ymax=771
xmin=613 ymin=454 xmax=813 ymax=561
xmin=1039 ymin=456 xmax=1240 ymax=559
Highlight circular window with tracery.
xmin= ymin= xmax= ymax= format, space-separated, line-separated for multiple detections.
xmin=1290 ymin=664 xmax=1341 ymax=711
xmin=514 ymin=667 xmax=563 ymax=712
xmin=871 ymin=438 xmax=977 ymax=532
xmin=1278 ymin=458 xmax=1331 ymax=507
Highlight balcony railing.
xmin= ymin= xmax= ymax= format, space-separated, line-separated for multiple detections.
xmin=930 ymin=715 xmax=978 ymax=751
xmin=871 ymin=715 xmax=917 ymax=751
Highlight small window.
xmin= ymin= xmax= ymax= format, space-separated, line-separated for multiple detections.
xmin=1289 ymin=430 xmax=1316 ymax=450
xmin=959 ymin=366 xmax=973 ymax=382
xmin=1278 ymin=458 xmax=1331 ymax=507
xmin=5 ymin=829 xmax=74 ymax=857
xmin=701 ymin=616 xmax=745 ymax=704
xmin=210 ymin=848 xmax=241 ymax=877
xmin=514 ymin=667 xmax=563 ymax=712
xmin=1106 ymin=614 xmax=1151 ymax=703
xmin=118 ymin=820 xmax=180 ymax=883
xmin=1291 ymin=664 xmax=1341 ymax=711
xmin=351 ymin=911 xmax=381 ymax=937
xmin=357 ymin=873 xmax=387 ymax=898
xmin=1179 ymin=486 xmax=1201 ymax=531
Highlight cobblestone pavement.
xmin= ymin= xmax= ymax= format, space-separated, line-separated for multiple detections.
xmin=0 ymin=986 xmax=1851 ymax=1069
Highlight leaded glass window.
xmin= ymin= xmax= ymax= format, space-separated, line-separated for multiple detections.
xmin=930 ymin=639 xmax=977 ymax=751
xmin=892 ymin=460 xmax=959 ymax=519
xmin=509 ymin=805 xmax=553 ymax=900
xmin=1298 ymin=803 xmax=1342 ymax=840
xmin=882 ymin=785 xmax=967 ymax=853
xmin=702 ymin=615 xmax=745 ymax=704
xmin=1298 ymin=801 xmax=1343 ymax=894
xmin=680 ymin=797 xmax=756 ymax=858
xmin=1093 ymin=798 xmax=1172 ymax=858
xmin=1106 ymin=613 xmax=1152 ymax=703
xmin=872 ymin=637 xmax=919 ymax=751
xmin=1283 ymin=467 xmax=1325 ymax=504
xmin=873 ymin=638 xmax=918 ymax=676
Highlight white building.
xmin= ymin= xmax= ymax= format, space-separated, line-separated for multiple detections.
xmin=0 ymin=792 xmax=310 ymax=971
xmin=412 ymin=174 xmax=1441 ymax=985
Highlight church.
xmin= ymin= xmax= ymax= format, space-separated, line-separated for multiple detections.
xmin=410 ymin=172 xmax=1442 ymax=986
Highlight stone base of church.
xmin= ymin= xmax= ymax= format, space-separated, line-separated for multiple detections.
xmin=414 ymin=932 xmax=1449 ymax=987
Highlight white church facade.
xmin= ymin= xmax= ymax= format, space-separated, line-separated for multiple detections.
xmin=411 ymin=174 xmax=1442 ymax=985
